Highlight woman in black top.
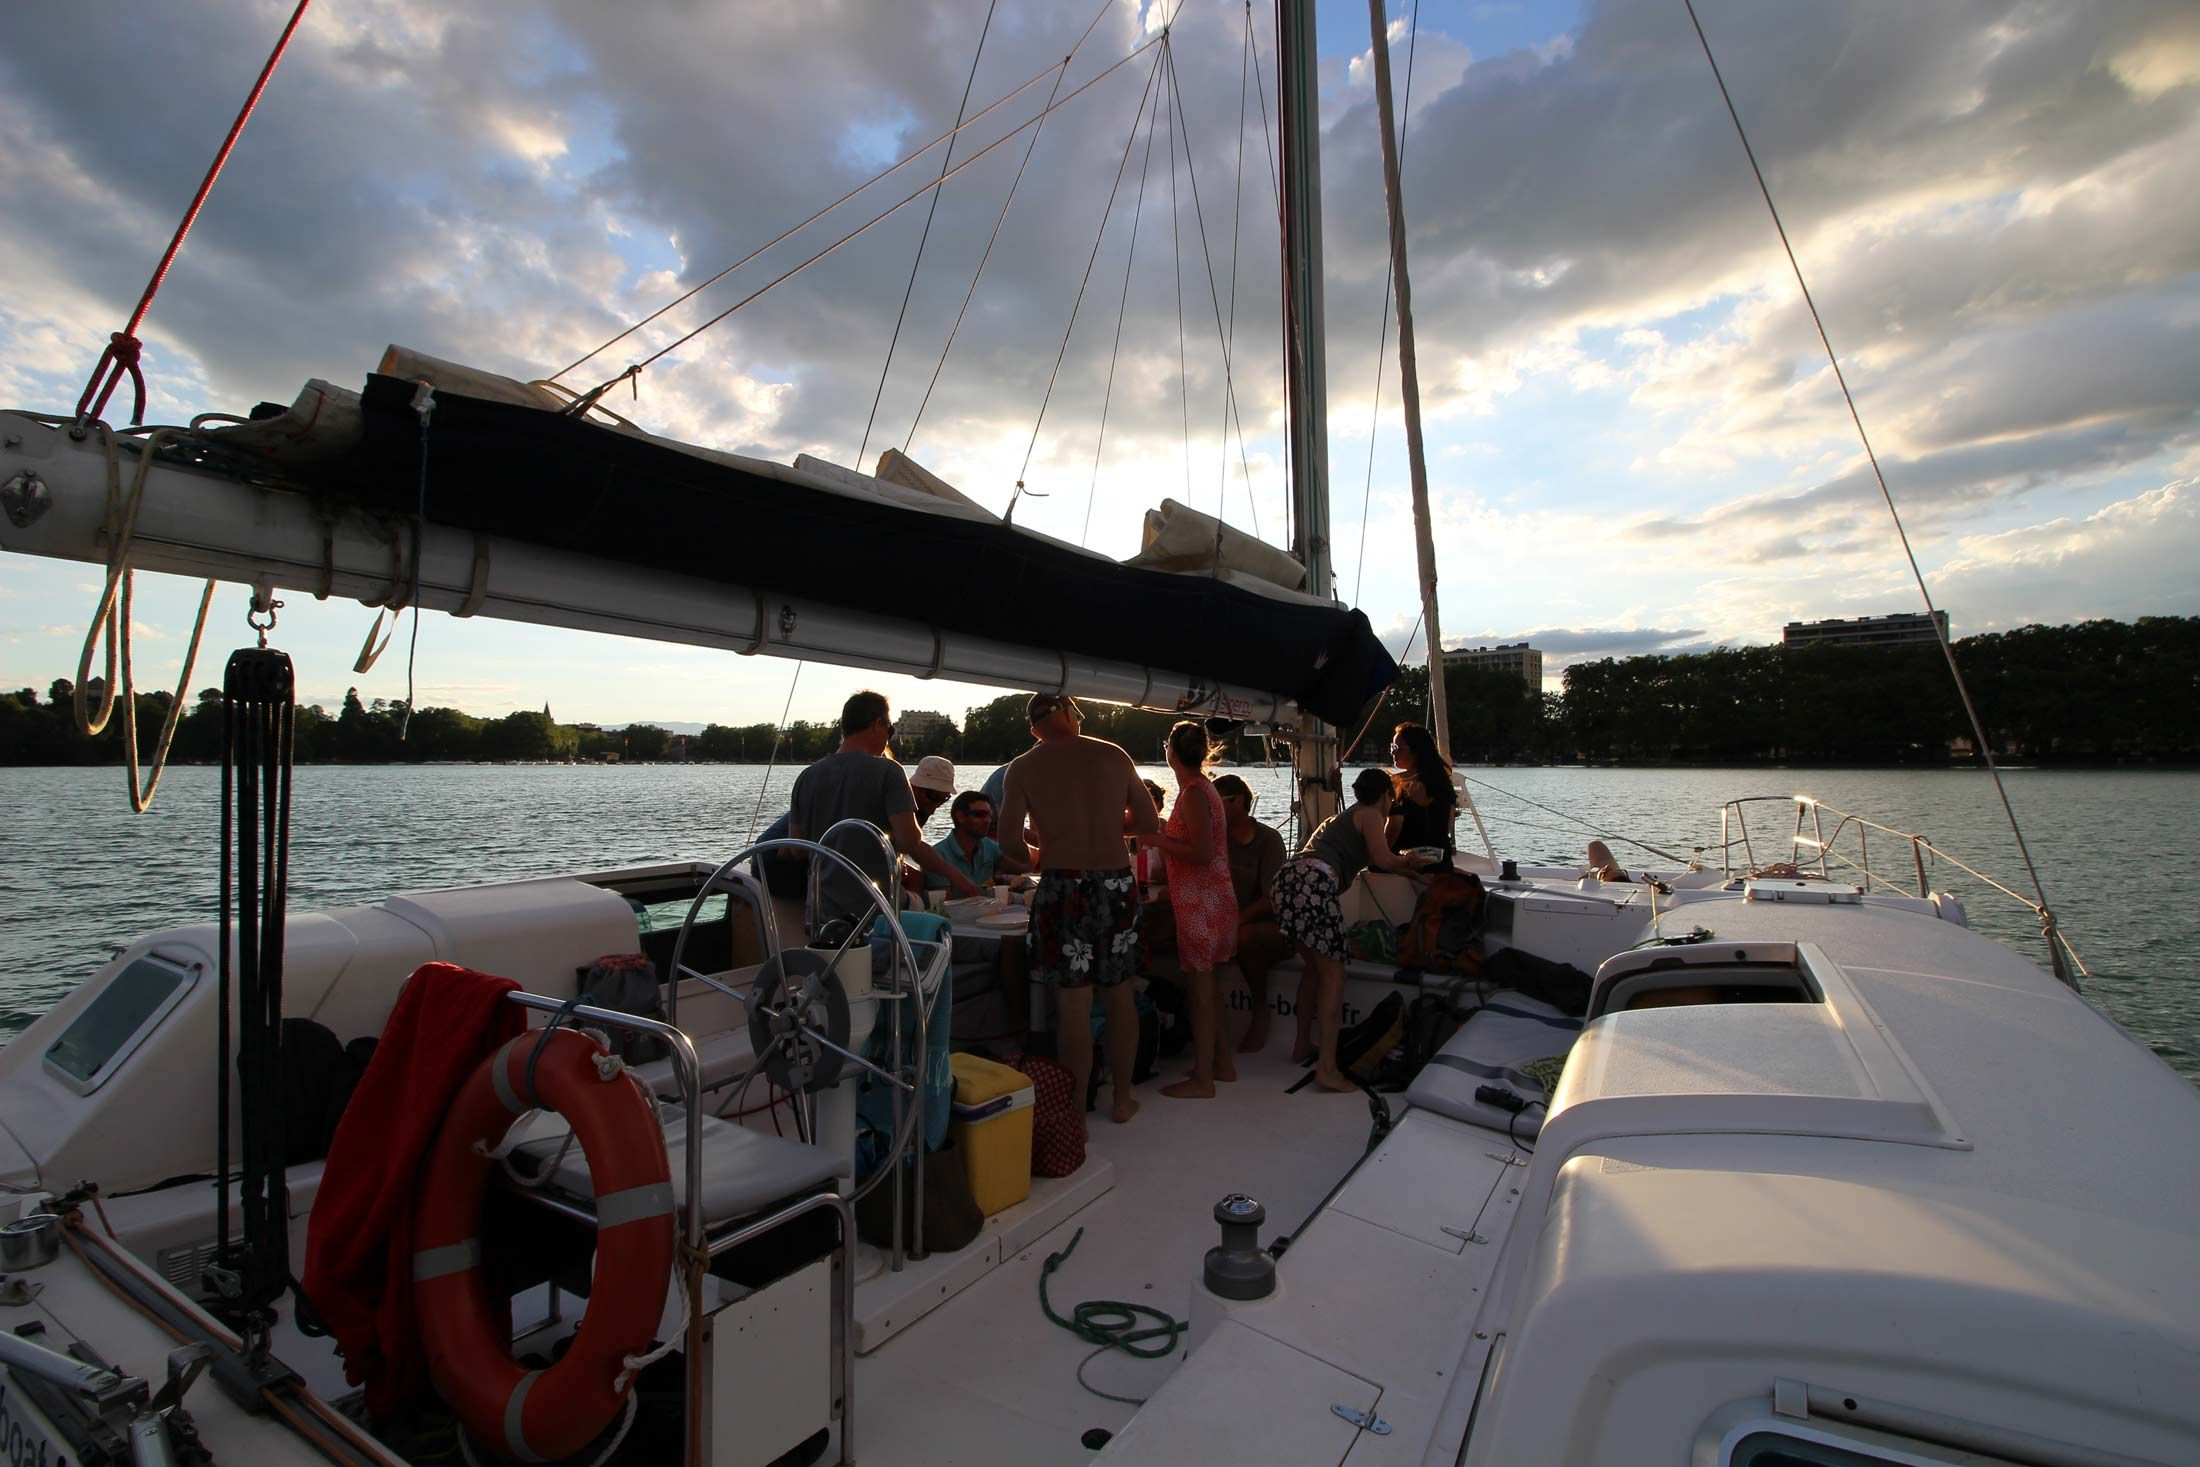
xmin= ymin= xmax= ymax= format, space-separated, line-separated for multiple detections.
xmin=1387 ymin=722 xmax=1456 ymax=858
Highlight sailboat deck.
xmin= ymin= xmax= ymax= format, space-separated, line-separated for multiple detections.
xmin=850 ymin=1042 xmax=1381 ymax=1465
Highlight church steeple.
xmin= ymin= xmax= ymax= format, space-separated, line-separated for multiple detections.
xmin=542 ymin=701 xmax=553 ymax=722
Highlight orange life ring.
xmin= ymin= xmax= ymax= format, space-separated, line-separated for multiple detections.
xmin=413 ymin=1027 xmax=676 ymax=1462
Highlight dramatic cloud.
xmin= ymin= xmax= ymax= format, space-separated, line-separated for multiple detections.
xmin=2 ymin=0 xmax=2195 ymax=724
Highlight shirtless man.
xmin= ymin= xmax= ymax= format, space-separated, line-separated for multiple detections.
xmin=999 ymin=692 xmax=1161 ymax=1124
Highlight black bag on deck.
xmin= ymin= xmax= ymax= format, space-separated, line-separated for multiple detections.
xmin=1340 ymin=991 xmax=1407 ymax=1078
xmin=855 ymin=1140 xmax=985 ymax=1254
xmin=577 ymin=952 xmax=671 ymax=1063
xmin=1478 ymin=946 xmax=1594 ymax=1017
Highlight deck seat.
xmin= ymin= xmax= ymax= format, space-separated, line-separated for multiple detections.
xmin=1404 ymin=990 xmax=1583 ymax=1139
xmin=626 ymin=1029 xmax=757 ymax=1099
xmin=511 ymin=1110 xmax=848 ymax=1225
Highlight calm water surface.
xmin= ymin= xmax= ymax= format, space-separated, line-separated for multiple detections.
xmin=3 ymin=762 xmax=2193 ymax=1080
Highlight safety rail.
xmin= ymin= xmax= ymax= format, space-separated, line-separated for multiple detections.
xmin=503 ymin=988 xmax=857 ymax=1467
xmin=1714 ymin=794 xmax=2086 ymax=988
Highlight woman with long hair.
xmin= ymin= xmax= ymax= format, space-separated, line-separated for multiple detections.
xmin=1387 ymin=721 xmax=1457 ymax=858
xmin=1149 ymin=721 xmax=1239 ymax=1098
xmin=1271 ymin=768 xmax=1424 ymax=1090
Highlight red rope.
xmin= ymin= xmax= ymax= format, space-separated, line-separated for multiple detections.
xmin=75 ymin=0 xmax=314 ymax=425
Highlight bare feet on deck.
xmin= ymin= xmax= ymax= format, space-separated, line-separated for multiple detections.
xmin=1237 ymin=1024 xmax=1269 ymax=1054
xmin=1290 ymin=1044 xmax=1316 ymax=1065
xmin=1161 ymin=1077 xmax=1216 ymax=1099
xmin=1214 ymin=1060 xmax=1238 ymax=1083
xmin=1111 ymin=1095 xmax=1142 ymax=1123
xmin=1313 ymin=1067 xmax=1356 ymax=1093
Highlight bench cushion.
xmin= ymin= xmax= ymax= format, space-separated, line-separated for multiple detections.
xmin=513 ymin=1110 xmax=848 ymax=1225
xmin=1404 ymin=990 xmax=1583 ymax=1139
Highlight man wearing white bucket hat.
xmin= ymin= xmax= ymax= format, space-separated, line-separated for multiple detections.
xmin=909 ymin=754 xmax=958 ymax=826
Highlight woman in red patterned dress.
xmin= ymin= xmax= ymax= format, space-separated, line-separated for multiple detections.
xmin=1154 ymin=720 xmax=1240 ymax=1098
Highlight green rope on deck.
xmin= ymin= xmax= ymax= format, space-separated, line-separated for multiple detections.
xmin=1039 ymin=1226 xmax=1188 ymax=1406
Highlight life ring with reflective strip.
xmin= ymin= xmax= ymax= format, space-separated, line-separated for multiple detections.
xmin=413 ymin=1028 xmax=675 ymax=1462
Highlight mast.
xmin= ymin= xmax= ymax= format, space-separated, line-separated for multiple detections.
xmin=1277 ymin=0 xmax=1330 ymax=599
xmin=1276 ymin=0 xmax=1341 ymax=834
xmin=1364 ymin=0 xmax=1450 ymax=762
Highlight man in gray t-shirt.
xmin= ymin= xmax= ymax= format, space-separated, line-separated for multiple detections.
xmin=789 ymin=691 xmax=978 ymax=929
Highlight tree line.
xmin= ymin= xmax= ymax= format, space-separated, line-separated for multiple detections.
xmin=1345 ymin=616 xmax=2200 ymax=765
xmin=4 ymin=617 xmax=2192 ymax=769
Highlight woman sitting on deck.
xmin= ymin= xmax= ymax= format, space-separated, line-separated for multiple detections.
xmin=1273 ymin=767 xmax=1427 ymax=1092
xmin=1387 ymin=721 xmax=1457 ymax=860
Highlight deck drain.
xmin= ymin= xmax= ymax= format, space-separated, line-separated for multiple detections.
xmin=1081 ymin=1427 xmax=1114 ymax=1450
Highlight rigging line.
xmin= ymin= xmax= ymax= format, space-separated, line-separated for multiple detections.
xmin=1167 ymin=42 xmax=1192 ymax=513
xmin=77 ymin=0 xmax=314 ymax=427
xmin=860 ymin=0 xmax=1000 ymax=470
xmin=1681 ymin=0 xmax=2071 ymax=982
xmin=1248 ymin=0 xmax=1290 ymax=548
xmin=551 ymin=50 xmax=1067 ymax=385
xmin=1083 ymin=40 xmax=1169 ymax=548
xmin=1341 ymin=608 xmax=1423 ymax=759
xmin=1215 ymin=5 xmax=1258 ymax=541
xmin=1161 ymin=42 xmax=1268 ymax=547
xmin=906 ymin=0 xmax=1120 ymax=459
xmin=1350 ymin=0 xmax=1423 ymax=609
xmin=1457 ymin=771 xmax=1692 ymax=866
xmin=610 ymin=35 xmax=1166 ymax=381
xmin=1019 ymin=49 xmax=1166 ymax=510
xmin=747 ymin=661 xmax=807 ymax=842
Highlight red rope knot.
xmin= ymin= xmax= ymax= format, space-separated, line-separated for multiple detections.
xmin=76 ymin=331 xmax=148 ymax=427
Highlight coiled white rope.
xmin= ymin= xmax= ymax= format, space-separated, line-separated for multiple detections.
xmin=73 ymin=426 xmax=216 ymax=812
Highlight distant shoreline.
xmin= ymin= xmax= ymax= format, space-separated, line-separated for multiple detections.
xmin=5 ymin=757 xmax=2196 ymax=772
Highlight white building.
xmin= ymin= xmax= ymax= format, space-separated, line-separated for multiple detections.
xmin=893 ymin=709 xmax=954 ymax=743
xmin=1442 ymin=641 xmax=1544 ymax=690
xmin=1782 ymin=611 xmax=1949 ymax=650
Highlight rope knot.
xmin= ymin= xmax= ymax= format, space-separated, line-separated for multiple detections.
xmin=76 ymin=331 xmax=148 ymax=427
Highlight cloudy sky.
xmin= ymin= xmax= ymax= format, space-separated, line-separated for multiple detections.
xmin=2 ymin=0 xmax=2195 ymax=725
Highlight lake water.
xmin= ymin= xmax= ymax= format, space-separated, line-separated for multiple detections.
xmin=3 ymin=761 xmax=2193 ymax=1081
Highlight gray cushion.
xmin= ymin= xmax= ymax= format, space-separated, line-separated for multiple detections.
xmin=513 ymin=1111 xmax=848 ymax=1225
xmin=628 ymin=1029 xmax=755 ymax=1098
xmin=1404 ymin=990 xmax=1583 ymax=1139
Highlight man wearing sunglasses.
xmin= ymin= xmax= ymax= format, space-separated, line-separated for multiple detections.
xmin=999 ymin=692 xmax=1161 ymax=1124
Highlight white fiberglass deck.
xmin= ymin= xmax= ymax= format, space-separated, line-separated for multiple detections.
xmin=849 ymin=1042 xmax=1378 ymax=1466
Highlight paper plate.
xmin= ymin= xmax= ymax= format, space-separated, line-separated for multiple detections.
xmin=977 ymin=909 xmax=1030 ymax=930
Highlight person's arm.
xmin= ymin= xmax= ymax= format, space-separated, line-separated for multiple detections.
xmin=891 ymin=810 xmax=979 ymax=897
xmin=1358 ymin=805 xmax=1421 ymax=876
xmin=1124 ymin=762 xmax=1161 ymax=839
xmin=1241 ymin=832 xmax=1283 ymax=922
xmin=1000 ymin=767 xmax=1036 ymax=869
xmin=991 ymin=836 xmax=1031 ymax=876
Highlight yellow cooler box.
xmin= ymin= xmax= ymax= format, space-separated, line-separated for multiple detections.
xmin=949 ymin=1052 xmax=1035 ymax=1216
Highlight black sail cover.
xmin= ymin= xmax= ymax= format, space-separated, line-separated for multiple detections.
xmin=336 ymin=375 xmax=1397 ymax=726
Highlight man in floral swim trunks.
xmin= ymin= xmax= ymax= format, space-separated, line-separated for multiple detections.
xmin=999 ymin=693 xmax=1161 ymax=1124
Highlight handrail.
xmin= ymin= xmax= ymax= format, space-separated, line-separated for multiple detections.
xmin=503 ymin=991 xmax=710 ymax=1467
xmin=1713 ymin=794 xmax=2087 ymax=986
xmin=501 ymin=991 xmax=858 ymax=1467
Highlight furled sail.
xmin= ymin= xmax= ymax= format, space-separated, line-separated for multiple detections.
xmin=168 ymin=352 xmax=1398 ymax=725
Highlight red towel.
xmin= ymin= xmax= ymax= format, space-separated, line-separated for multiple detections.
xmin=302 ymin=962 xmax=526 ymax=1416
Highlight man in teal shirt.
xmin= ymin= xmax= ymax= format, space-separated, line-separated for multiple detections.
xmin=929 ymin=790 xmax=1027 ymax=888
